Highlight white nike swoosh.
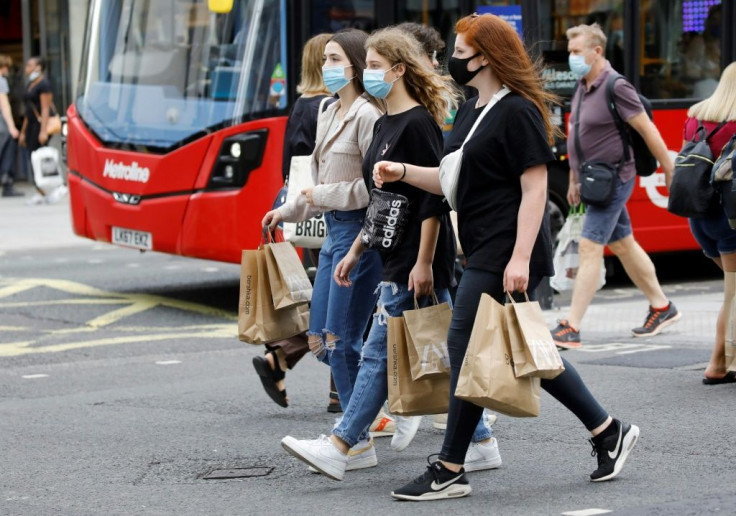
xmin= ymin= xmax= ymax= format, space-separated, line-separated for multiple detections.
xmin=430 ymin=474 xmax=463 ymax=491
xmin=608 ymin=426 xmax=623 ymax=459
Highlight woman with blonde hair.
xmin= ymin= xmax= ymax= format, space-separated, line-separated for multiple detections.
xmin=373 ymin=14 xmax=639 ymax=500
xmin=281 ymin=26 xmax=502 ymax=480
xmin=672 ymin=62 xmax=736 ymax=385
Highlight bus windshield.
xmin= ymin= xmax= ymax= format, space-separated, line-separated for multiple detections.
xmin=76 ymin=0 xmax=287 ymax=150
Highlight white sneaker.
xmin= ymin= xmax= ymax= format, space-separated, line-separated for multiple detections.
xmin=369 ymin=409 xmax=396 ymax=438
xmin=308 ymin=437 xmax=377 ymax=473
xmin=433 ymin=412 xmax=497 ymax=431
xmin=464 ymin=437 xmax=502 ymax=472
xmin=432 ymin=413 xmax=448 ymax=430
xmin=281 ymin=434 xmax=348 ymax=481
xmin=25 ymin=192 xmax=45 ymax=206
xmin=390 ymin=415 xmax=422 ymax=451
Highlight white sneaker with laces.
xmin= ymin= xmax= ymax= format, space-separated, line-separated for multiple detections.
xmin=391 ymin=415 xmax=422 ymax=451
xmin=308 ymin=437 xmax=377 ymax=473
xmin=464 ymin=437 xmax=502 ymax=472
xmin=281 ymin=434 xmax=348 ymax=481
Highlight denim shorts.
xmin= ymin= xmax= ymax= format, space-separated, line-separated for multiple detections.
xmin=581 ymin=176 xmax=635 ymax=245
xmin=689 ymin=213 xmax=736 ymax=259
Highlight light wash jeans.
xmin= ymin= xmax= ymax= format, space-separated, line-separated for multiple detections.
xmin=309 ymin=209 xmax=382 ymax=410
xmin=333 ymin=282 xmax=492 ymax=447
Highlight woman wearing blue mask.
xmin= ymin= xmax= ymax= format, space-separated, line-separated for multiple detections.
xmin=281 ymin=27 xmax=498 ymax=482
xmin=263 ymin=29 xmax=383 ymax=424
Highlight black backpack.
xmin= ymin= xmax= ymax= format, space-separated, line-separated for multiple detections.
xmin=667 ymin=122 xmax=726 ymax=218
xmin=605 ymin=73 xmax=658 ymax=177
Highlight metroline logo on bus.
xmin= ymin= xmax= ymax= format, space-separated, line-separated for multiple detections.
xmin=103 ymin=160 xmax=151 ymax=183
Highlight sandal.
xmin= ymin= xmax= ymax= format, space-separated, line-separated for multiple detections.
xmin=252 ymin=351 xmax=288 ymax=408
xmin=327 ymin=390 xmax=342 ymax=413
xmin=702 ymin=370 xmax=736 ymax=385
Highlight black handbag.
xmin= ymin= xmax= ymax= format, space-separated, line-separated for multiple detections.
xmin=573 ymin=88 xmax=618 ymax=207
xmin=667 ymin=122 xmax=725 ymax=218
xmin=361 ymin=188 xmax=409 ymax=252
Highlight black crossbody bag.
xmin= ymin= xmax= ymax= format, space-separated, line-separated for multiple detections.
xmin=573 ymin=88 xmax=620 ymax=207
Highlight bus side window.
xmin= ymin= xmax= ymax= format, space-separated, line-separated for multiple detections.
xmin=640 ymin=0 xmax=722 ymax=101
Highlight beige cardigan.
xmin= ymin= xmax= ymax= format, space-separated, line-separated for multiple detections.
xmin=278 ymin=96 xmax=381 ymax=223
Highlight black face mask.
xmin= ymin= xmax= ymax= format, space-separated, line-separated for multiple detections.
xmin=448 ymin=52 xmax=485 ymax=85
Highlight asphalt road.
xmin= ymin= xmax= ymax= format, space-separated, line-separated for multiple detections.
xmin=2 ymin=243 xmax=735 ymax=516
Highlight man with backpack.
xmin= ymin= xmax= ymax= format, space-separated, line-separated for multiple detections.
xmin=551 ymin=23 xmax=680 ymax=349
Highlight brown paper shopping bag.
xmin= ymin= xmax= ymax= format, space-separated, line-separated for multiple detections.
xmin=455 ymin=294 xmax=540 ymax=417
xmin=264 ymin=242 xmax=312 ymax=310
xmin=387 ymin=316 xmax=450 ymax=416
xmin=403 ymin=296 xmax=452 ymax=380
xmin=727 ymin=292 xmax=736 ymax=371
xmin=506 ymin=293 xmax=565 ymax=379
xmin=238 ymin=247 xmax=309 ymax=345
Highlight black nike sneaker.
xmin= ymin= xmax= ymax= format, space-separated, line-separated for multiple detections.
xmin=589 ymin=419 xmax=640 ymax=482
xmin=391 ymin=457 xmax=471 ymax=501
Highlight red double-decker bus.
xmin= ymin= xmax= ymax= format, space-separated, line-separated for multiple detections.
xmin=66 ymin=1 xmax=736 ymax=263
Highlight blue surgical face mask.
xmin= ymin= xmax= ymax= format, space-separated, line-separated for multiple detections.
xmin=363 ymin=65 xmax=399 ymax=100
xmin=322 ymin=65 xmax=352 ymax=94
xmin=568 ymin=53 xmax=591 ymax=79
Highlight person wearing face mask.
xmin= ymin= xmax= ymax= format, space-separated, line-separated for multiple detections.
xmin=262 ymin=29 xmax=383 ymax=431
xmin=280 ymin=27 xmax=500 ymax=481
xmin=550 ymin=23 xmax=678 ymax=350
xmin=20 ymin=56 xmax=56 ymax=204
xmin=372 ymin=14 xmax=640 ymax=501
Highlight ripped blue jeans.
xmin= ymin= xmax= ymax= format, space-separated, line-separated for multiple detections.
xmin=333 ymin=282 xmax=492 ymax=448
xmin=308 ymin=209 xmax=383 ymax=410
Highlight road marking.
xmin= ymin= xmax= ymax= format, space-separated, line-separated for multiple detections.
xmin=203 ymin=267 xmax=219 ymax=273
xmin=0 ymin=326 xmax=31 ymax=332
xmin=0 ymin=326 xmax=235 ymax=357
xmin=87 ymin=259 xmax=104 ymax=264
xmin=164 ymin=265 xmax=182 ymax=270
xmin=155 ymin=360 xmax=182 ymax=365
xmin=126 ymin=263 xmax=141 ymax=268
xmin=22 ymin=374 xmax=49 ymax=379
xmin=0 ymin=278 xmax=238 ymax=357
xmin=561 ymin=510 xmax=612 ymax=516
xmin=576 ymin=343 xmax=672 ymax=354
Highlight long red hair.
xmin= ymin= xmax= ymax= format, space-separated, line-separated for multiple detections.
xmin=456 ymin=14 xmax=561 ymax=143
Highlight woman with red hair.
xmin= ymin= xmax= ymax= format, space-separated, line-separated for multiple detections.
xmin=375 ymin=14 xmax=640 ymax=501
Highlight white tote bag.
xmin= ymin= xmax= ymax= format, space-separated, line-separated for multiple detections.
xmin=31 ymin=146 xmax=63 ymax=191
xmin=439 ymin=86 xmax=510 ymax=211
xmin=282 ymin=97 xmax=331 ymax=248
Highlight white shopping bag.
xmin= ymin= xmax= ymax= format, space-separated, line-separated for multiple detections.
xmin=550 ymin=206 xmax=605 ymax=292
xmin=30 ymin=146 xmax=63 ymax=191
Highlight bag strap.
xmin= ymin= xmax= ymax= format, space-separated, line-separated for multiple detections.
xmin=31 ymin=102 xmax=58 ymax=122
xmin=460 ymin=85 xmax=511 ymax=151
xmin=605 ymin=73 xmax=631 ymax=164
xmin=704 ymin=121 xmax=727 ymax=142
xmin=318 ymin=96 xmax=331 ymax=116
xmin=572 ymin=83 xmax=586 ymax=165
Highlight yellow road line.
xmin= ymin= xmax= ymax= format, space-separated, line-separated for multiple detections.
xmin=0 ymin=330 xmax=236 ymax=357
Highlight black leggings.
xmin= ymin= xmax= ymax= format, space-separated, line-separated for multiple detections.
xmin=439 ymin=267 xmax=609 ymax=464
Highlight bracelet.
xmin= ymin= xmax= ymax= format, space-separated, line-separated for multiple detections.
xmin=399 ymin=163 xmax=407 ymax=181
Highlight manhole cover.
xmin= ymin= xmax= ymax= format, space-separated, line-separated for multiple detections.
xmin=202 ymin=467 xmax=273 ymax=480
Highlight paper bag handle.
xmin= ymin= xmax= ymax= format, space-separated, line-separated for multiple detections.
xmin=413 ymin=292 xmax=441 ymax=310
xmin=505 ymin=291 xmax=531 ymax=305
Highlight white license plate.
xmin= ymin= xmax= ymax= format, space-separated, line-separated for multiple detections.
xmin=112 ymin=226 xmax=152 ymax=250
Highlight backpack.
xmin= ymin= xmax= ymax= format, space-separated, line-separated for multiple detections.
xmin=605 ymin=73 xmax=658 ymax=177
xmin=711 ymin=133 xmax=736 ymax=183
xmin=667 ymin=122 xmax=726 ymax=218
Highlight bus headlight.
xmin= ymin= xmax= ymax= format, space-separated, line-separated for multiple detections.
xmin=229 ymin=142 xmax=241 ymax=159
xmin=208 ymin=130 xmax=268 ymax=189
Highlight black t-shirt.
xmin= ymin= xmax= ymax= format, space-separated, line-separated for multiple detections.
xmin=445 ymin=94 xmax=554 ymax=276
xmin=281 ymin=94 xmax=335 ymax=181
xmin=362 ymin=106 xmax=456 ymax=289
xmin=23 ymin=77 xmax=53 ymax=152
